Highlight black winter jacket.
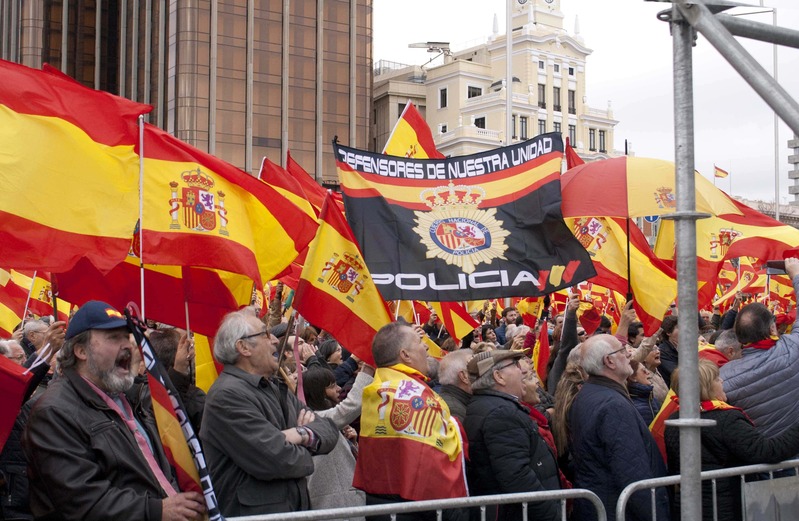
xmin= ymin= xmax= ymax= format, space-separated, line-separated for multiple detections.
xmin=22 ymin=368 xmax=179 ymax=521
xmin=464 ymin=389 xmax=560 ymax=521
xmin=627 ymin=381 xmax=660 ymax=427
xmin=664 ymin=407 xmax=799 ymax=521
xmin=658 ymin=339 xmax=679 ymax=388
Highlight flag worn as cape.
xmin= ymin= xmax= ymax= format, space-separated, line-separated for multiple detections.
xmin=382 ymin=101 xmax=445 ymax=159
xmin=294 ymin=194 xmax=393 ymax=366
xmin=354 ymin=364 xmax=467 ymax=500
xmin=0 ymin=59 xmax=145 ymax=273
xmin=337 ymin=134 xmax=596 ymax=301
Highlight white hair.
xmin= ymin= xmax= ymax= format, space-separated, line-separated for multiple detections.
xmin=438 ymin=350 xmax=473 ymax=386
xmin=581 ymin=335 xmax=616 ymax=376
xmin=214 ymin=310 xmax=258 ymax=365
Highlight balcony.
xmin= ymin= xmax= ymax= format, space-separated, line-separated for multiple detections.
xmin=568 ymin=107 xmax=576 ymax=115
xmin=553 ymin=105 xmax=562 ymax=112
xmin=538 ymin=101 xmax=546 ymax=109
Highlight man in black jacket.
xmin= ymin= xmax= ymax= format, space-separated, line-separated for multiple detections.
xmin=23 ymin=300 xmax=206 ymax=521
xmin=463 ymin=350 xmax=560 ymax=521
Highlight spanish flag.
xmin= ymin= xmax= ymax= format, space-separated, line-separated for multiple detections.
xmin=383 ymin=101 xmax=445 ymax=159
xmin=532 ymin=318 xmax=550 ymax=382
xmin=0 ymin=272 xmax=28 ymax=338
xmin=568 ymin=216 xmax=677 ymax=335
xmin=429 ymin=301 xmax=479 ymax=340
xmin=0 ymin=59 xmax=144 ymax=273
xmin=140 ymin=124 xmax=317 ymax=286
xmin=294 ymin=194 xmax=393 ymax=366
xmin=259 ymin=158 xmax=318 ymax=219
xmin=54 ymin=257 xmax=252 ymax=338
xmin=7 ymin=270 xmax=72 ymax=322
xmin=714 ymin=165 xmax=729 ymax=178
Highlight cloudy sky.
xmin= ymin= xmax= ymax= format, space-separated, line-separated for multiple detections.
xmin=373 ymin=0 xmax=799 ymax=204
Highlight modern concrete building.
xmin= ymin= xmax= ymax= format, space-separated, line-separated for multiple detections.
xmin=373 ymin=0 xmax=619 ymax=160
xmin=1 ymin=0 xmax=372 ymax=185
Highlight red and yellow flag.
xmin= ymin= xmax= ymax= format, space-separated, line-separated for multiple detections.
xmin=532 ymin=319 xmax=550 ymax=382
xmin=429 ymin=301 xmax=479 ymax=340
xmin=259 ymin=158 xmax=318 ymax=219
xmin=294 ymin=194 xmax=393 ymax=366
xmin=0 ymin=272 xmax=28 ymax=337
xmin=0 ymin=60 xmax=145 ymax=272
xmin=568 ymin=216 xmax=677 ymax=335
xmin=140 ymin=125 xmax=316 ymax=286
xmin=7 ymin=271 xmax=72 ymax=322
xmin=382 ymin=101 xmax=445 ymax=159
xmin=714 ymin=165 xmax=729 ymax=178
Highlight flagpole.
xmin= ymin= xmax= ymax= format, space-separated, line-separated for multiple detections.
xmin=21 ymin=270 xmax=37 ymax=322
xmin=138 ymin=115 xmax=146 ymax=319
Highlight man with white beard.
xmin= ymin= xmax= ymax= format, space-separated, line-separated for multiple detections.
xmin=23 ymin=301 xmax=206 ymax=521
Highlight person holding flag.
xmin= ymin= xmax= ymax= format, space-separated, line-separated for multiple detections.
xmin=22 ymin=301 xmax=206 ymax=521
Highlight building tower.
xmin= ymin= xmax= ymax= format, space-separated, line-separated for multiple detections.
xmin=373 ymin=0 xmax=618 ymax=160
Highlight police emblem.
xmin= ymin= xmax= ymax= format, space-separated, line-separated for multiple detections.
xmin=413 ymin=182 xmax=509 ymax=274
xmin=317 ymin=252 xmax=369 ymax=303
xmin=168 ymin=168 xmax=229 ymax=235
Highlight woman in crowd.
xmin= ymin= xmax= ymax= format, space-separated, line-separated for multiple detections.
xmin=481 ymin=324 xmax=500 ymax=347
xmin=626 ymin=360 xmax=660 ymax=426
xmin=633 ymin=330 xmax=668 ymax=403
xmin=550 ymin=362 xmax=585 ymax=482
xmin=657 ymin=315 xmax=679 ymax=387
xmin=303 ymin=365 xmax=374 ymax=518
xmin=664 ymin=359 xmax=799 ymax=521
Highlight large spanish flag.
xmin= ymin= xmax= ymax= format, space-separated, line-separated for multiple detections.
xmin=383 ymin=101 xmax=445 ymax=159
xmin=568 ymin=216 xmax=677 ymax=335
xmin=7 ymin=271 xmax=72 ymax=322
xmin=294 ymin=194 xmax=393 ymax=366
xmin=140 ymin=125 xmax=316 ymax=286
xmin=0 ymin=60 xmax=145 ymax=272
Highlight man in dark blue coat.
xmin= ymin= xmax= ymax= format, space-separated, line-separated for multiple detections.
xmin=569 ymin=335 xmax=670 ymax=521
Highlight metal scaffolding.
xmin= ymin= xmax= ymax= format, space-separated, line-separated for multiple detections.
xmin=654 ymin=1 xmax=799 ymax=520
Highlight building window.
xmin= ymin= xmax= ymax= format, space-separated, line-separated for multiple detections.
xmin=439 ymin=123 xmax=448 ymax=134
xmin=538 ymin=60 xmax=545 ymax=70
xmin=520 ymin=116 xmax=528 ymax=139
xmin=398 ymin=103 xmax=407 ymax=116
xmin=537 ymin=84 xmax=546 ymax=109
xmin=467 ymin=86 xmax=482 ymax=99
xmin=568 ymin=89 xmax=576 ymax=115
xmin=553 ymin=86 xmax=561 ymax=112
xmin=474 ymin=117 xmax=486 ymax=129
xmin=538 ymin=119 xmax=546 ymax=135
xmin=439 ymin=88 xmax=448 ymax=108
xmin=554 ymin=64 xmax=560 ymax=73
xmin=568 ymin=124 xmax=576 ymax=144
xmin=512 ymin=115 xmax=517 ymax=139
xmin=589 ymin=128 xmax=596 ymax=151
xmin=599 ymin=130 xmax=607 ymax=153
xmin=568 ymin=66 xmax=575 ymax=76
xmin=554 ymin=121 xmax=561 ymax=133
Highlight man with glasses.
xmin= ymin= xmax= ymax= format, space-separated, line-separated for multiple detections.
xmin=21 ymin=320 xmax=48 ymax=357
xmin=200 ymin=309 xmax=337 ymax=516
xmin=568 ymin=335 xmax=669 ymax=521
xmin=463 ymin=350 xmax=560 ymax=521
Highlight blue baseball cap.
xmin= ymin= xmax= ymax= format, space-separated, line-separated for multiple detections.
xmin=66 ymin=301 xmax=129 ymax=340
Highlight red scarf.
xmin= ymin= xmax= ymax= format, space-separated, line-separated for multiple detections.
xmin=746 ymin=335 xmax=779 ymax=350
xmin=701 ymin=399 xmax=754 ymax=424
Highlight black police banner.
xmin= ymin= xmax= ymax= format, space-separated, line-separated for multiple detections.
xmin=334 ymin=133 xmax=596 ymax=301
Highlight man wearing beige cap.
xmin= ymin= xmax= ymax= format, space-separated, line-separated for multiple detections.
xmin=463 ymin=350 xmax=560 ymax=521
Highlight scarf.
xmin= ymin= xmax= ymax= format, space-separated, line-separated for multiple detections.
xmin=746 ymin=335 xmax=779 ymax=350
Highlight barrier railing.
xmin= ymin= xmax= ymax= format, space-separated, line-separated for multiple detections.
xmin=229 ymin=488 xmax=606 ymax=521
xmin=616 ymin=458 xmax=799 ymax=521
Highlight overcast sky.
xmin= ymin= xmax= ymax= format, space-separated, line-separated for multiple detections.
xmin=373 ymin=0 xmax=799 ymax=204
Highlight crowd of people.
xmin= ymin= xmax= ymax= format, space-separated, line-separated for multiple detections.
xmin=2 ymin=260 xmax=799 ymax=521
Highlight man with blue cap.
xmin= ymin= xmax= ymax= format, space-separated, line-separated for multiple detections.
xmin=22 ymin=301 xmax=206 ymax=521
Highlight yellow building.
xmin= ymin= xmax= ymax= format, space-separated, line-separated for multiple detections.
xmin=374 ymin=0 xmax=618 ymax=160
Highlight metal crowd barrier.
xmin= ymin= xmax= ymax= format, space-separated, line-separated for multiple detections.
xmin=616 ymin=458 xmax=799 ymax=521
xmin=229 ymin=488 xmax=606 ymax=521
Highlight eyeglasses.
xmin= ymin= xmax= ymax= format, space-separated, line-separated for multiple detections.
xmin=605 ymin=346 xmax=627 ymax=360
xmin=240 ymin=329 xmax=269 ymax=341
xmin=577 ymin=331 xmax=587 ymax=337
xmin=494 ymin=359 xmax=520 ymax=372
